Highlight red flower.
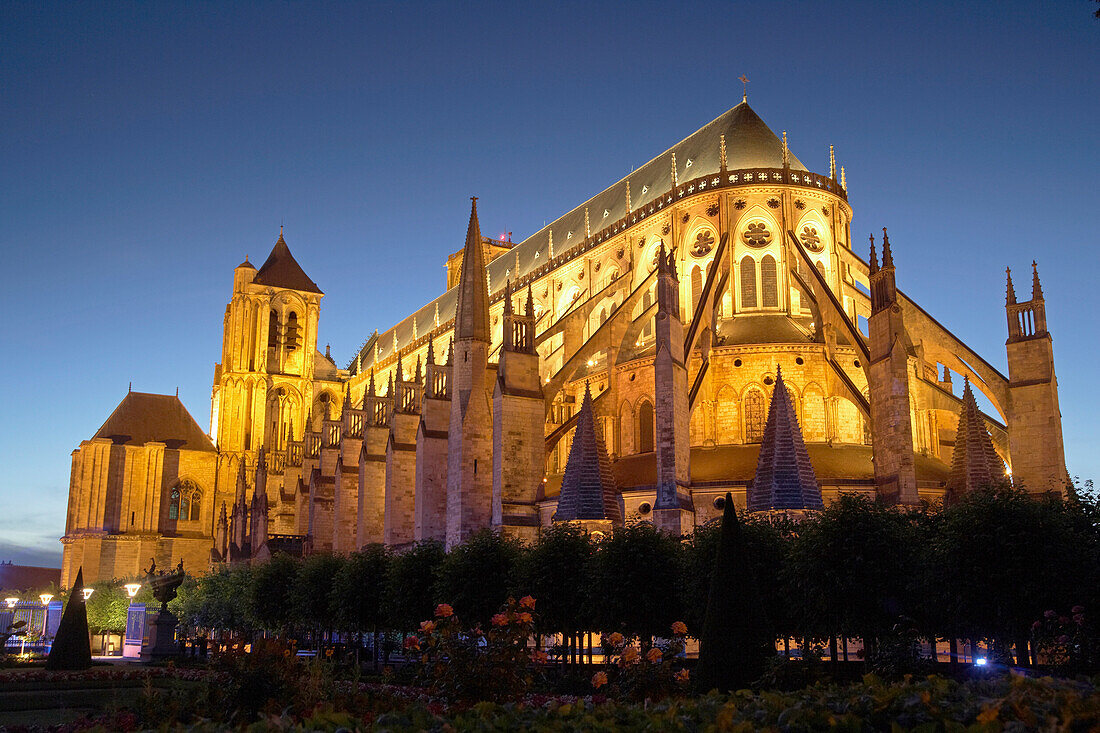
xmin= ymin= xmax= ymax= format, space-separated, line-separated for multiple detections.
xmin=434 ymin=603 xmax=454 ymax=618
xmin=403 ymin=636 xmax=420 ymax=651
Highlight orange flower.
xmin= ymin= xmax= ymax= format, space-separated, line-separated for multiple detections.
xmin=491 ymin=613 xmax=509 ymax=627
xmin=621 ymin=646 xmax=640 ymax=664
xmin=670 ymin=621 xmax=688 ymax=636
xmin=646 ymin=647 xmax=663 ymax=664
xmin=325 ymin=647 xmax=334 ymax=658
xmin=607 ymin=632 xmax=624 ymax=646
xmin=591 ymin=671 xmax=608 ymax=689
xmin=517 ymin=612 xmax=533 ymax=624
xmin=434 ymin=603 xmax=454 ymax=618
xmin=675 ymin=668 xmax=690 ymax=683
xmin=531 ymin=649 xmax=548 ymax=664
xmin=419 ymin=620 xmax=436 ymax=634
xmin=519 ymin=595 xmax=536 ymax=609
xmin=283 ymin=649 xmax=291 ymax=658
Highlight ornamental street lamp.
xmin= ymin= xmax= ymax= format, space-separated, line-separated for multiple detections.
xmin=39 ymin=593 xmax=53 ymax=641
xmin=82 ymin=587 xmax=94 ymax=601
xmin=124 ymin=583 xmax=141 ymax=599
xmin=4 ymin=598 xmax=16 ymax=609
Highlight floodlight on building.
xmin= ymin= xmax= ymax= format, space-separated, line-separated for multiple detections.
xmin=4 ymin=597 xmax=17 ymax=609
xmin=82 ymin=588 xmax=94 ymax=601
xmin=124 ymin=583 xmax=141 ymax=598
xmin=975 ymin=658 xmax=988 ymax=666
xmin=39 ymin=593 xmax=53 ymax=606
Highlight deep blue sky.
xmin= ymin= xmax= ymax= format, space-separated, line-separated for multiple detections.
xmin=2 ymin=1 xmax=1097 ymax=567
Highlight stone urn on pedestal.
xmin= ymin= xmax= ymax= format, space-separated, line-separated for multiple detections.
xmin=140 ymin=559 xmax=186 ymax=662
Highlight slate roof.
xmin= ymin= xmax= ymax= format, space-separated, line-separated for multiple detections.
xmin=945 ymin=377 xmax=1006 ymax=497
xmin=93 ymin=392 xmax=216 ymax=451
xmin=254 ymin=232 xmax=322 ymax=294
xmin=0 ymin=564 xmax=61 ymax=593
xmin=747 ymin=367 xmax=824 ymax=512
xmin=353 ymin=99 xmax=807 ymax=373
xmin=554 ymin=384 xmax=623 ymax=523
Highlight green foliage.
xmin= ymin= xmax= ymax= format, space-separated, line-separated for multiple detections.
xmin=331 ymin=544 xmax=390 ymax=634
xmin=696 ymin=495 xmax=773 ymax=693
xmin=247 ymin=552 xmax=299 ymax=633
xmin=384 ymin=540 xmax=445 ymax=631
xmin=514 ymin=523 xmax=594 ymax=636
xmin=84 ymin=580 xmax=131 ymax=634
xmin=291 ymin=553 xmax=346 ymax=634
xmin=433 ymin=530 xmax=522 ymax=626
xmin=411 ymin=596 xmax=539 ymax=702
xmin=585 ymin=522 xmax=683 ymax=639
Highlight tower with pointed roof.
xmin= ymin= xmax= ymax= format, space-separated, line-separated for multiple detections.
xmin=1004 ymin=263 xmax=1067 ymax=492
xmin=445 ymin=198 xmax=496 ymax=549
xmin=554 ymin=383 xmax=623 ymax=535
xmin=748 ymin=367 xmax=823 ymax=514
xmin=945 ymin=377 xmax=1007 ymax=501
xmin=492 ymin=282 xmax=544 ymax=541
xmin=866 ymin=230 xmax=918 ymax=505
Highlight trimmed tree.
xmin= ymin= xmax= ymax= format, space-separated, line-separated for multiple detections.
xmin=696 ymin=494 xmax=771 ymax=692
xmin=45 ymin=567 xmax=92 ymax=670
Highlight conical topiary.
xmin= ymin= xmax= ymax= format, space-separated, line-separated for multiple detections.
xmin=45 ymin=567 xmax=92 ymax=670
xmin=696 ymin=493 xmax=772 ymax=692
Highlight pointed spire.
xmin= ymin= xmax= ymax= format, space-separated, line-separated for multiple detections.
xmin=447 ymin=338 xmax=454 ymax=366
xmin=840 ymin=166 xmax=847 ymax=191
xmin=325 ymin=343 xmax=331 ymax=360
xmin=748 ymin=366 xmax=822 ymax=513
xmin=433 ymin=301 xmax=440 ymax=328
xmin=670 ymin=152 xmax=678 ymax=187
xmin=257 ymin=445 xmax=267 ymax=470
xmin=829 ymin=145 xmax=836 ymax=179
xmin=415 ymin=355 xmax=422 ymax=383
xmin=526 ymin=283 xmax=535 ymax=318
xmin=782 ymin=131 xmax=790 ymax=169
xmin=503 ymin=278 xmax=513 ymax=315
xmin=1005 ymin=267 xmax=1017 ymax=304
xmin=625 ymin=181 xmax=632 ymax=214
xmin=945 ymin=376 xmax=1006 ymax=499
xmin=719 ymin=133 xmax=727 ymax=170
xmin=387 ymin=371 xmax=394 ymax=397
xmin=454 ymin=196 xmax=491 ymax=342
xmin=881 ymin=227 xmax=894 ymax=268
xmin=426 ymin=337 xmax=436 ymax=366
xmin=1031 ymin=261 xmax=1043 ymax=300
xmin=343 ymin=383 xmax=351 ymax=413
xmin=395 ymin=352 xmax=404 ymax=383
xmin=869 ymin=233 xmax=879 ymax=275
xmin=368 ymin=369 xmax=376 ymax=398
xmin=554 ymin=382 xmax=622 ymax=525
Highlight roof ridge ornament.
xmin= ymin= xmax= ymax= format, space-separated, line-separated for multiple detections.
xmin=719 ymin=133 xmax=727 ymax=170
xmin=829 ymin=145 xmax=836 ymax=179
xmin=738 ymin=74 xmax=749 ymax=103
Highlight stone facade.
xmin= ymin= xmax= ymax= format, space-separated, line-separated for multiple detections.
xmin=62 ymin=97 xmax=1070 ymax=582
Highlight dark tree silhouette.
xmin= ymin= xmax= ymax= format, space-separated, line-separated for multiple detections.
xmin=45 ymin=567 xmax=92 ymax=670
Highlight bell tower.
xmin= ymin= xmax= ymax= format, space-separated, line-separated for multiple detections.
xmin=1004 ymin=263 xmax=1067 ymax=493
xmin=211 ymin=228 xmax=323 ymax=458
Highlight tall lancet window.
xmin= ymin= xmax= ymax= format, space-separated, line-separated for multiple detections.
xmin=744 ymin=389 xmax=766 ymax=443
xmin=740 ymin=257 xmax=757 ymax=309
xmin=761 ymin=255 xmax=778 ymax=308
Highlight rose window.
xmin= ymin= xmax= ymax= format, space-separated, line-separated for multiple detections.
xmin=799 ymin=225 xmax=823 ymax=252
xmin=691 ymin=230 xmax=715 ymax=257
xmin=741 ymin=222 xmax=771 ymax=248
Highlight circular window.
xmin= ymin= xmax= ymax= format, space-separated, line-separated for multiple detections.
xmin=638 ymin=502 xmax=652 ymax=515
xmin=712 ymin=496 xmax=726 ymax=510
xmin=629 ymin=373 xmax=636 ymax=382
xmin=741 ymin=221 xmax=772 ymax=248
xmin=734 ymin=359 xmax=743 ymax=367
xmin=854 ymin=359 xmax=862 ymax=368
xmin=795 ymin=357 xmax=804 ymax=365
xmin=764 ymin=376 xmax=774 ymax=386
xmin=799 ymin=225 xmax=824 ymax=253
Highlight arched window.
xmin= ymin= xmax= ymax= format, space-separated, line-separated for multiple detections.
xmin=637 ymin=400 xmax=655 ymax=453
xmin=168 ymin=481 xmax=201 ymax=521
xmin=744 ymin=390 xmax=766 ymax=443
xmin=761 ymin=255 xmax=778 ymax=308
xmin=740 ymin=257 xmax=757 ymax=309
xmin=285 ymin=311 xmax=300 ymax=351
xmin=268 ymin=310 xmax=279 ymax=349
xmin=691 ymin=265 xmax=703 ymax=313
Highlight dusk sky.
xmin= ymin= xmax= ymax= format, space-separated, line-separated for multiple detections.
xmin=2 ymin=1 xmax=1097 ymax=567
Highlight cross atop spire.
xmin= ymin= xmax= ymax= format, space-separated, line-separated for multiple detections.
xmin=454 ymin=197 xmax=490 ymax=343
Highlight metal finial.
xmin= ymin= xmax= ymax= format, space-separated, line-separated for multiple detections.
xmin=829 ymin=145 xmax=836 ymax=179
xmin=719 ymin=133 xmax=727 ymax=170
